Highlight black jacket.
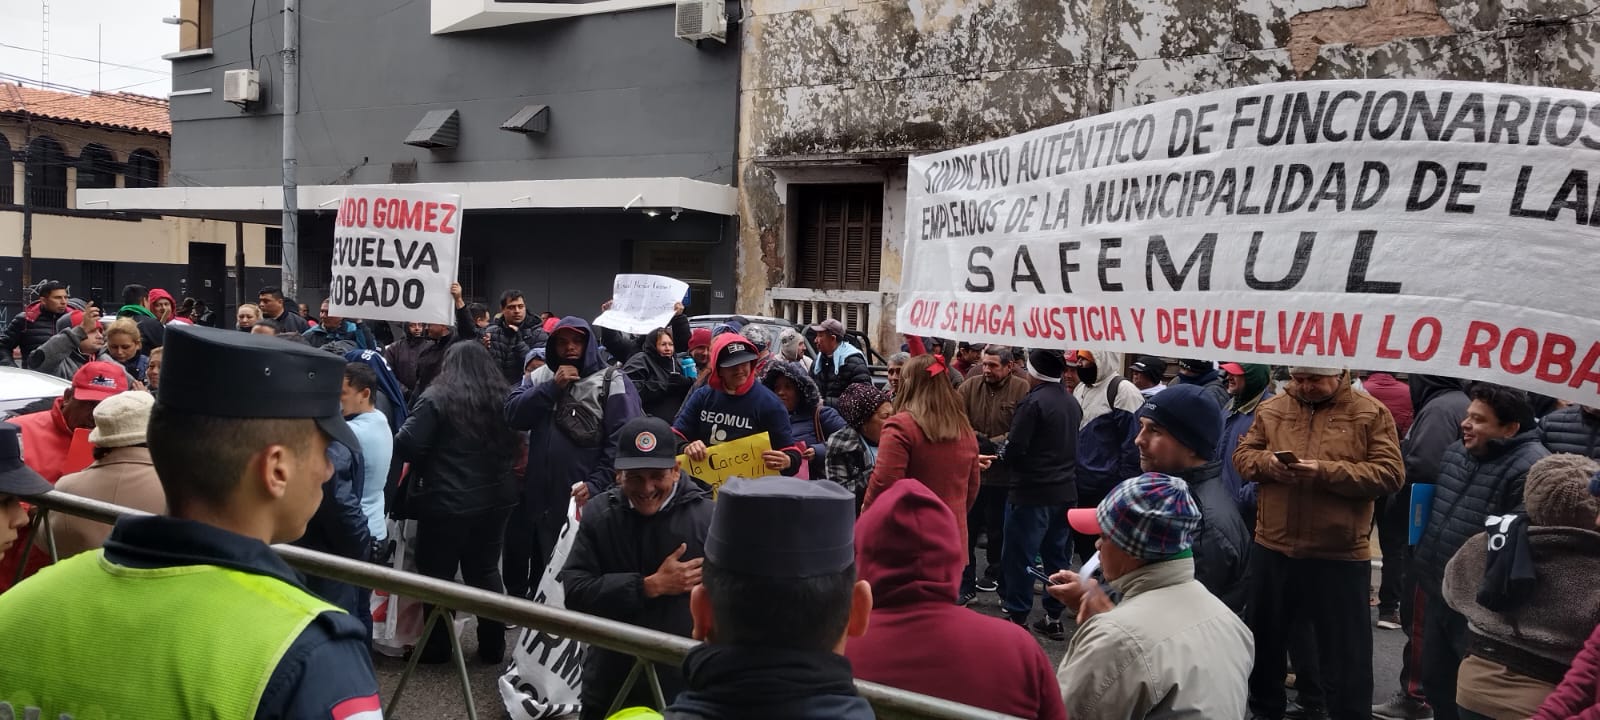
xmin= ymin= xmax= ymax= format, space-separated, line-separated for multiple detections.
xmin=1 ymin=304 xmax=67 ymax=366
xmin=1540 ymin=406 xmax=1600 ymax=459
xmin=558 ymin=474 xmax=713 ymax=716
xmin=293 ymin=441 xmax=372 ymax=618
xmin=1002 ymin=382 xmax=1082 ymax=506
xmin=412 ymin=306 xmax=477 ymax=400
xmin=623 ymin=349 xmax=694 ymax=423
xmin=1414 ymin=431 xmax=1549 ymax=592
xmin=813 ymin=347 xmax=873 ymax=403
xmin=1403 ymin=376 xmax=1471 ymax=487
xmin=599 ymin=314 xmax=692 ymax=367
xmin=394 ymin=388 xmax=520 ymax=519
xmin=1182 ymin=460 xmax=1251 ymax=615
xmin=482 ymin=317 xmax=533 ymax=384
xmin=384 ymin=335 xmax=431 ymax=398
xmin=664 ymin=645 xmax=875 ymax=720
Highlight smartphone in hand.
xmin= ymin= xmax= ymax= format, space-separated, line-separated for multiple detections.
xmin=1273 ymin=450 xmax=1300 ymax=465
xmin=1026 ymin=565 xmax=1061 ymax=586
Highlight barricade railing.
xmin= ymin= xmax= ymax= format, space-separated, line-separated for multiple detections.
xmin=21 ymin=491 xmax=1019 ymax=720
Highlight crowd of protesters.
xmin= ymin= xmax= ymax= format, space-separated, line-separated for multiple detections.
xmin=2 ymin=280 xmax=1600 ymax=720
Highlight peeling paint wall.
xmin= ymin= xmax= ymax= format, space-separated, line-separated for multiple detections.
xmin=735 ymin=0 xmax=1600 ymax=344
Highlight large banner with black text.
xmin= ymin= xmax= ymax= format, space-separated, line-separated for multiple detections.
xmin=897 ymin=79 xmax=1600 ymax=401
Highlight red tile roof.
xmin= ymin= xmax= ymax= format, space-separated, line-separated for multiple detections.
xmin=0 ymin=83 xmax=170 ymax=135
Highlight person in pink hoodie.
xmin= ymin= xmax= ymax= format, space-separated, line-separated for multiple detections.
xmin=847 ymin=477 xmax=1067 ymax=720
xmin=147 ymin=289 xmax=176 ymax=324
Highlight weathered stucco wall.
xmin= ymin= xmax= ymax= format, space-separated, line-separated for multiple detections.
xmin=735 ymin=0 xmax=1600 ymax=325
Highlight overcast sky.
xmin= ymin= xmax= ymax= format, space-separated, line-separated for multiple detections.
xmin=0 ymin=0 xmax=176 ymax=97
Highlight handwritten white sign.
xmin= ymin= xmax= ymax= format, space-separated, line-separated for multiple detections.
xmin=593 ymin=274 xmax=689 ymax=335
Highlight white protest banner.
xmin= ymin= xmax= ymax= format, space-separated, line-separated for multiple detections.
xmin=330 ymin=187 xmax=462 ymax=326
xmin=898 ymin=79 xmax=1600 ymax=402
xmin=499 ymin=499 xmax=585 ymax=720
xmin=594 ymin=274 xmax=690 ymax=335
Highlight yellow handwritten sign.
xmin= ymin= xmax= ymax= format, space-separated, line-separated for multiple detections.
xmin=678 ymin=432 xmax=777 ymax=496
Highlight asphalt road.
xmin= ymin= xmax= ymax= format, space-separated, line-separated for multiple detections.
xmin=375 ymin=561 xmax=1408 ymax=719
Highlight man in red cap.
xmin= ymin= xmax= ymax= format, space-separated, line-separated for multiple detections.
xmin=0 ymin=359 xmax=128 ymax=591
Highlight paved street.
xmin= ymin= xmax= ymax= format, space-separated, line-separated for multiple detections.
xmin=376 ymin=561 xmax=1408 ymax=718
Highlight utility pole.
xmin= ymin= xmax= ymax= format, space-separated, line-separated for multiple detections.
xmin=280 ymin=0 xmax=300 ymax=301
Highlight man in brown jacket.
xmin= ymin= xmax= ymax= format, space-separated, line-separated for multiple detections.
xmin=958 ymin=346 xmax=1030 ymax=604
xmin=1234 ymin=366 xmax=1403 ymax=720
xmin=52 ymin=391 xmax=165 ymax=558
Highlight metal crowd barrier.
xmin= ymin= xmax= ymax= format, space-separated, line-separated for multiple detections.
xmin=21 ymin=491 xmax=1019 ymax=720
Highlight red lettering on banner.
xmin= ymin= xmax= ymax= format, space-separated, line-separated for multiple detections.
xmin=1410 ymin=317 xmax=1442 ymax=361
xmin=1329 ymin=313 xmax=1359 ymax=357
xmin=1460 ymin=321 xmax=1499 ymax=368
xmin=423 ymin=202 xmax=440 ymax=233
xmin=1501 ymin=328 xmax=1538 ymax=374
xmin=1377 ymin=315 xmax=1403 ymax=360
xmin=1537 ymin=333 xmax=1577 ymax=383
xmin=1570 ymin=344 xmax=1600 ymax=392
xmin=439 ymin=204 xmax=458 ymax=233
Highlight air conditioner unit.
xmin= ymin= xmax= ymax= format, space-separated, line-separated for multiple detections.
xmin=675 ymin=0 xmax=726 ymax=43
xmin=223 ymin=69 xmax=260 ymax=106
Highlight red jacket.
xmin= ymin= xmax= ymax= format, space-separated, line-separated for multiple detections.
xmin=847 ymin=479 xmax=1066 ymax=720
xmin=1363 ymin=373 xmax=1415 ymax=439
xmin=1535 ymin=621 xmax=1600 ymax=720
xmin=1 ymin=400 xmax=89 ymax=592
xmin=861 ymin=413 xmax=980 ymax=550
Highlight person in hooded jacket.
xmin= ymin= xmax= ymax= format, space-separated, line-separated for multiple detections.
xmin=1217 ymin=362 xmax=1273 ymax=530
xmin=1362 ymin=371 xmax=1415 ymax=439
xmin=763 ymin=361 xmax=846 ymax=479
xmin=847 ymin=478 xmax=1067 ymax=720
xmin=672 ymin=334 xmax=804 ymax=482
xmin=1411 ymin=383 xmax=1549 ymax=720
xmin=114 ymin=284 xmax=165 ymax=355
xmin=397 ymin=341 xmax=524 ymax=664
xmin=1540 ymin=404 xmax=1600 ymax=460
xmin=624 ymin=327 xmax=695 ymax=423
xmin=560 ymin=417 xmax=713 ymax=720
xmin=505 ymin=316 xmax=643 ymax=599
xmin=1174 ymin=358 xmax=1230 ymax=410
xmin=1131 ymin=383 xmax=1251 ymax=615
xmin=1444 ymin=453 xmax=1600 ymax=719
xmin=1376 ymin=374 xmax=1473 ymax=719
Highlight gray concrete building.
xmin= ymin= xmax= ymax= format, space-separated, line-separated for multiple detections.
xmin=87 ymin=0 xmax=743 ymax=317
xmin=734 ymin=0 xmax=1600 ymax=351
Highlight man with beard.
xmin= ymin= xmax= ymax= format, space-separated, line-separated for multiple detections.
xmin=505 ymin=316 xmax=643 ymax=598
xmin=560 ymin=416 xmax=713 ymax=719
xmin=957 ymin=345 xmax=1029 ymax=603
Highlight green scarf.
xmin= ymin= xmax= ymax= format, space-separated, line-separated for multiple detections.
xmin=1231 ymin=363 xmax=1272 ymax=414
xmin=118 ymin=304 xmax=155 ymax=319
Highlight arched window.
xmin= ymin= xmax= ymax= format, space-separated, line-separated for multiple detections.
xmin=25 ymin=136 xmax=67 ymax=209
xmin=76 ymin=144 xmax=118 ymax=191
xmin=125 ymin=149 xmax=161 ymax=189
xmin=0 ymin=134 xmax=12 ymax=205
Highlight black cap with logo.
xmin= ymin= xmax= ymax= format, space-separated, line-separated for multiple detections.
xmin=717 ymin=340 xmax=760 ymax=368
xmin=614 ymin=416 xmax=679 ymax=471
xmin=158 ymin=324 xmax=361 ymax=452
xmin=0 ymin=425 xmax=51 ymax=497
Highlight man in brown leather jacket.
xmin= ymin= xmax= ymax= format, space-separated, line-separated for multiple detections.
xmin=957 ymin=346 xmax=1030 ymax=603
xmin=1234 ymin=366 xmax=1403 ymax=720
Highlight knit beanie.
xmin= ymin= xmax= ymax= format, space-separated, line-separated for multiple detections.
xmin=1135 ymin=383 xmax=1224 ymax=459
xmin=1237 ymin=363 xmax=1271 ymax=403
xmin=1070 ymin=350 xmax=1100 ymax=386
xmin=1524 ymin=453 xmax=1600 ymax=529
xmin=836 ymin=383 xmax=892 ymax=430
xmin=1027 ymin=349 xmax=1065 ymax=382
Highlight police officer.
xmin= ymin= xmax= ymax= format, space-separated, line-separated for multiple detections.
xmin=610 ymin=476 xmax=875 ymax=719
xmin=0 ymin=324 xmax=381 ymax=717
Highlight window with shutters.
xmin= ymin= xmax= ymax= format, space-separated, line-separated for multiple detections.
xmin=793 ymin=184 xmax=883 ymax=291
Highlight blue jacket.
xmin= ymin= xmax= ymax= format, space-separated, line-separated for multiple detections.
xmin=762 ymin=360 xmax=847 ymax=478
xmin=102 ymin=515 xmax=379 ymax=717
xmin=1219 ymin=386 xmax=1273 ymax=513
xmin=506 ymin=316 xmax=642 ymax=509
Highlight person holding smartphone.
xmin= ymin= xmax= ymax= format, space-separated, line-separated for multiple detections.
xmin=1233 ymin=366 xmax=1404 ymax=720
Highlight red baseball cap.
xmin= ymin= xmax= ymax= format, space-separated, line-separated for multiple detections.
xmin=1220 ymin=362 xmax=1246 ymax=376
xmin=72 ymin=360 xmax=130 ymax=402
xmin=1067 ymin=507 xmax=1102 ymax=536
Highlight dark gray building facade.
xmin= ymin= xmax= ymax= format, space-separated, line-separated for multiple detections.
xmin=100 ymin=0 xmax=742 ymax=317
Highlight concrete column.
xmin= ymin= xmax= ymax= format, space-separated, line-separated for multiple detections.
xmin=66 ymin=167 xmax=78 ymax=209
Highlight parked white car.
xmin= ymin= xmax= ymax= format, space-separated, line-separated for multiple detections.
xmin=0 ymin=366 xmax=71 ymax=419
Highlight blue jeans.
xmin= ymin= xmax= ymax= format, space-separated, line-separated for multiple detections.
xmin=1001 ymin=501 xmax=1071 ymax=622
